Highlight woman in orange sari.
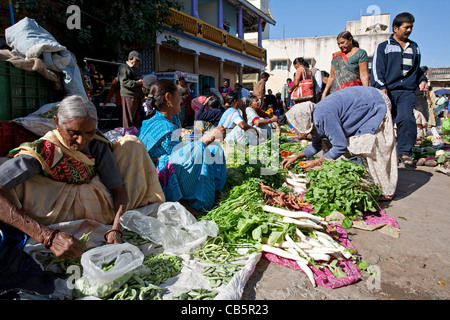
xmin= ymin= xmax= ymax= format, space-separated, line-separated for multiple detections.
xmin=321 ymin=31 xmax=370 ymax=99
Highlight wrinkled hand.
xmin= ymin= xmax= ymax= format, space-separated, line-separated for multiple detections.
xmin=49 ymin=232 xmax=87 ymax=259
xmin=298 ymin=158 xmax=324 ymax=171
xmin=281 ymin=155 xmax=300 ymax=169
xmin=105 ymin=231 xmax=122 ymax=245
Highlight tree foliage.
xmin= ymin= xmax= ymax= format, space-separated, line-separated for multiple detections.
xmin=11 ymin=0 xmax=183 ymax=60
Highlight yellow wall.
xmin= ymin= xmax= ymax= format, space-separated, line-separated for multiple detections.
xmin=159 ymin=46 xmax=238 ymax=88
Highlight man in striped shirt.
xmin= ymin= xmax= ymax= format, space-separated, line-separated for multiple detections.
xmin=370 ymin=12 xmax=428 ymax=168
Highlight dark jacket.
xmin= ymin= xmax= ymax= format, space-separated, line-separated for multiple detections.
xmin=370 ymin=34 xmax=427 ymax=92
xmin=195 ymin=105 xmax=225 ymax=126
xmin=119 ymin=62 xmax=143 ymax=98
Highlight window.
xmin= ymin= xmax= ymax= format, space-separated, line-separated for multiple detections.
xmin=270 ymin=59 xmax=288 ymax=71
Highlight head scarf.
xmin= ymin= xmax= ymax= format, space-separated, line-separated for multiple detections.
xmin=285 ymin=101 xmax=316 ymax=134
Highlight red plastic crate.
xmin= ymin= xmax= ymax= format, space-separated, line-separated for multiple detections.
xmin=0 ymin=121 xmax=39 ymax=157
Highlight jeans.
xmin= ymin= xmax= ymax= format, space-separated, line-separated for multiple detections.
xmin=389 ymin=90 xmax=417 ymax=156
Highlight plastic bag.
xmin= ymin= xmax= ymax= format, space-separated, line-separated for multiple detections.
xmin=442 ymin=118 xmax=450 ymax=135
xmin=80 ymin=243 xmax=144 ymax=284
xmin=120 ymin=202 xmax=218 ymax=255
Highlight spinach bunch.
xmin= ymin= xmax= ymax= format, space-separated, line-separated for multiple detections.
xmin=303 ymin=159 xmax=381 ymax=219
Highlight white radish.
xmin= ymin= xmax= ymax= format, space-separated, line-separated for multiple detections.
xmin=308 ymin=253 xmax=331 ymax=262
xmin=287 ymin=171 xmax=308 ymax=180
xmin=285 ymin=234 xmax=309 ymax=259
xmin=282 ymin=217 xmax=324 ymax=230
xmin=260 ymin=244 xmax=309 ymax=265
xmin=263 ymin=205 xmax=325 ymax=221
xmin=285 ymin=249 xmax=316 ymax=287
xmin=285 ymin=178 xmax=307 ymax=188
xmin=314 ymin=231 xmax=353 ymax=259
xmin=295 ymin=228 xmax=307 ymax=241
xmin=273 ymin=241 xmax=312 ymax=250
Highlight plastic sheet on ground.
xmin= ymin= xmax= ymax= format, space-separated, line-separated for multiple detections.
xmin=22 ymin=202 xmax=260 ymax=300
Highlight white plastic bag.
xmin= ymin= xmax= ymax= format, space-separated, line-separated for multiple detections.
xmin=80 ymin=243 xmax=144 ymax=284
xmin=120 ymin=202 xmax=218 ymax=255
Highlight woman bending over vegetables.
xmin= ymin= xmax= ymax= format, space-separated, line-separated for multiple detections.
xmin=281 ymin=86 xmax=398 ymax=201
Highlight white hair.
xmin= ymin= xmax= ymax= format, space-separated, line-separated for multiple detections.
xmin=57 ymin=95 xmax=98 ymax=125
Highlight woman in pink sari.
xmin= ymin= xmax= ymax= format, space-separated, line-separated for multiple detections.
xmin=321 ymin=31 xmax=370 ymax=99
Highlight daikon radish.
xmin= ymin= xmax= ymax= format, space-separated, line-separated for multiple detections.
xmin=260 ymin=245 xmax=309 ymax=265
xmin=282 ymin=217 xmax=324 ymax=230
xmin=285 ymin=248 xmax=316 ymax=287
xmin=263 ymin=205 xmax=325 ymax=221
xmin=285 ymin=234 xmax=309 ymax=259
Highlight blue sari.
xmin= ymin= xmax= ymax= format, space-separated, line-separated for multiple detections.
xmin=219 ymin=107 xmax=256 ymax=145
xmin=138 ymin=111 xmax=227 ymax=212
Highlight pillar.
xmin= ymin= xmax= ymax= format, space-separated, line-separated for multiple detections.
xmin=258 ymin=17 xmax=263 ymax=48
xmin=238 ymin=64 xmax=244 ymax=84
xmin=238 ymin=4 xmax=244 ymax=39
xmin=193 ymin=52 xmax=199 ymax=74
xmin=219 ymin=59 xmax=224 ymax=87
xmin=154 ymin=44 xmax=160 ymax=72
xmin=191 ymin=0 xmax=199 ymax=18
xmin=218 ymin=0 xmax=224 ymax=30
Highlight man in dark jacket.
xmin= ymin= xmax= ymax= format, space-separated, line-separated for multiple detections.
xmin=119 ymin=51 xmax=143 ymax=128
xmin=370 ymin=12 xmax=428 ymax=168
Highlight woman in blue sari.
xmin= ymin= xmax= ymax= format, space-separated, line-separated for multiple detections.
xmin=138 ymin=80 xmax=227 ymax=214
xmin=218 ymin=93 xmax=258 ymax=145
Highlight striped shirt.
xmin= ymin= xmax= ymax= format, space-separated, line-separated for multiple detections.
xmin=402 ymin=43 xmax=414 ymax=76
xmin=92 ymin=71 xmax=105 ymax=97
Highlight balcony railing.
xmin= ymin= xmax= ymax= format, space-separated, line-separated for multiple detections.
xmin=164 ymin=8 xmax=265 ymax=61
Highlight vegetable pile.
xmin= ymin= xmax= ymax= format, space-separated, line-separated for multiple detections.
xmin=303 ymin=159 xmax=381 ymax=221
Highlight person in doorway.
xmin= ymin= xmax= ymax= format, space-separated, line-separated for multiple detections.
xmin=322 ymin=31 xmax=369 ymax=99
xmin=119 ymin=51 xmax=144 ymax=128
xmin=219 ymin=80 xmax=233 ymax=99
xmin=370 ymin=12 xmax=428 ymax=168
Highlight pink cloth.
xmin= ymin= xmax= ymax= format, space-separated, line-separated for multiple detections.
xmin=362 ymin=207 xmax=400 ymax=229
xmin=191 ymin=96 xmax=208 ymax=115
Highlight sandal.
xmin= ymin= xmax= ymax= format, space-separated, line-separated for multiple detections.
xmin=398 ymin=154 xmax=416 ymax=169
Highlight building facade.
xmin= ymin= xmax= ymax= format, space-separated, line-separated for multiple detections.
xmin=155 ymin=0 xmax=276 ymax=95
xmin=262 ymin=14 xmax=391 ymax=95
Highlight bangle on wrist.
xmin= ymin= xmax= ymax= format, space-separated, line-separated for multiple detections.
xmin=104 ymin=229 xmax=122 ymax=241
xmin=44 ymin=228 xmax=60 ymax=249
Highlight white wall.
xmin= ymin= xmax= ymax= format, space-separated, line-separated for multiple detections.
xmin=262 ymin=33 xmax=391 ymax=94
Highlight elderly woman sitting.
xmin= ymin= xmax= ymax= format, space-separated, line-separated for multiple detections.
xmin=281 ymin=86 xmax=398 ymax=201
xmin=0 ymin=96 xmax=165 ymax=260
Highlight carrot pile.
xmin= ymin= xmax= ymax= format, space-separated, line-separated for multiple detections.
xmin=259 ymin=183 xmax=312 ymax=212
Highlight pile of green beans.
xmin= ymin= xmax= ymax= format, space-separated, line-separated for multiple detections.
xmin=121 ymin=229 xmax=151 ymax=246
xmin=142 ymin=253 xmax=184 ymax=285
xmin=109 ymin=275 xmax=164 ymax=300
xmin=203 ymin=263 xmax=244 ymax=288
xmin=107 ymin=253 xmax=184 ymax=300
xmin=172 ymin=288 xmax=218 ymax=300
